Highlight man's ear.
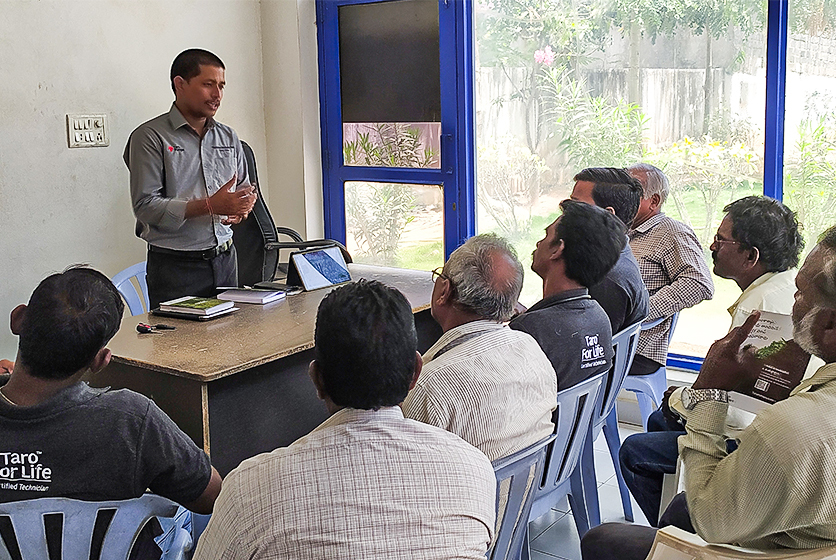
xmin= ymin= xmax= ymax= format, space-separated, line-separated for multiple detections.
xmin=408 ymin=351 xmax=423 ymax=391
xmin=173 ymin=75 xmax=186 ymax=94
xmin=745 ymin=246 xmax=760 ymax=266
xmin=9 ymin=304 xmax=26 ymax=336
xmin=649 ymin=193 xmax=662 ymax=211
xmin=604 ymin=206 xmax=617 ymax=216
xmin=818 ymin=308 xmax=836 ymax=353
xmin=549 ymin=239 xmax=565 ymax=262
xmin=435 ymin=276 xmax=454 ymax=306
xmin=89 ymin=348 xmax=112 ymax=374
xmin=308 ymin=360 xmax=326 ymax=401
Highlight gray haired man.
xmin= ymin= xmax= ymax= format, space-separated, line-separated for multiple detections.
xmin=402 ymin=234 xmax=557 ymax=462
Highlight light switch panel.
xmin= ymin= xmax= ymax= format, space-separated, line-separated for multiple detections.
xmin=67 ymin=114 xmax=109 ymax=148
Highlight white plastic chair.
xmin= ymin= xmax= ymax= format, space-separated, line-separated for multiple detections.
xmin=623 ymin=313 xmax=680 ymax=430
xmin=0 ymin=494 xmax=191 ymax=560
xmin=111 ymin=262 xmax=150 ymax=316
xmin=645 ymin=525 xmax=836 ymax=560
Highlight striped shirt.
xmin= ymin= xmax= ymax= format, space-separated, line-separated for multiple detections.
xmin=681 ymin=362 xmax=836 ymax=549
xmin=403 ymin=320 xmax=557 ymax=462
xmin=194 ymin=407 xmax=496 ymax=560
xmin=628 ymin=213 xmax=714 ymax=364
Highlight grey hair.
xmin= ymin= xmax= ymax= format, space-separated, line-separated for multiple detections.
xmin=444 ymin=233 xmax=524 ymax=322
xmin=628 ymin=163 xmax=670 ymax=206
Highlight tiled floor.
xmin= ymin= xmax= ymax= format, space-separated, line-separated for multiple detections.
xmin=527 ymin=422 xmax=651 ymax=560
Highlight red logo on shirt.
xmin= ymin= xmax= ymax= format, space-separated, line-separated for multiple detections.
xmin=168 ymin=146 xmax=174 ymax=153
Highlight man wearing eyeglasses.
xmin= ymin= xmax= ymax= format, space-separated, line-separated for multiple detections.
xmin=619 ymin=195 xmax=805 ymax=525
xmin=402 ymin=234 xmax=557 ymax=462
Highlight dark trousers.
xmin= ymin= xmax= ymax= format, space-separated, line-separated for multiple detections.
xmin=628 ymin=354 xmax=665 ymax=376
xmin=581 ymin=493 xmax=694 ymax=560
xmin=619 ymin=409 xmax=685 ymax=525
xmin=146 ymin=245 xmax=238 ymax=309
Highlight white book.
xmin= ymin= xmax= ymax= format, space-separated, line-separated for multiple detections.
xmin=217 ymin=289 xmax=286 ymax=305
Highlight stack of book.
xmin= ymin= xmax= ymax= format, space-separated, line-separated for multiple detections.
xmin=156 ymin=296 xmax=237 ymax=320
xmin=217 ymin=288 xmax=286 ymax=305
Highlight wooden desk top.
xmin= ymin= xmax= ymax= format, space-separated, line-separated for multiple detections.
xmin=108 ymin=264 xmax=434 ymax=382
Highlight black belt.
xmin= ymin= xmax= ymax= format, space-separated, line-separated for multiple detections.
xmin=148 ymin=239 xmax=233 ymax=260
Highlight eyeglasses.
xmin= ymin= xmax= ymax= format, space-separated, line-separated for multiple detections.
xmin=431 ymin=267 xmax=448 ymax=282
xmin=713 ymin=234 xmax=741 ymax=246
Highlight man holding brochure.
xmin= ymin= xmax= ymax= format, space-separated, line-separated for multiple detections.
xmin=581 ymin=225 xmax=836 ymax=559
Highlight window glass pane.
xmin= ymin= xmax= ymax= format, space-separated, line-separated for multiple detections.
xmin=474 ymin=0 xmax=767 ymax=357
xmin=343 ymin=122 xmax=441 ymax=168
xmin=339 ymin=0 xmax=441 ymax=169
xmin=344 ymin=181 xmax=445 ymax=270
xmin=783 ymin=4 xmax=836 ymax=258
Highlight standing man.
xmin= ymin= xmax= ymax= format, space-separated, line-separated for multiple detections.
xmin=125 ymin=49 xmax=256 ymax=308
xmin=626 ymin=163 xmax=714 ymax=376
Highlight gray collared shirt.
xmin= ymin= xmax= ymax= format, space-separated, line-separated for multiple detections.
xmin=124 ymin=104 xmax=249 ymax=251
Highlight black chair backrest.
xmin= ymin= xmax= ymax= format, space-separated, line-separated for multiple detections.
xmin=232 ymin=141 xmax=281 ymax=286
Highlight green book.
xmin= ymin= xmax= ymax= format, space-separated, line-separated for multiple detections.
xmin=159 ymin=296 xmax=235 ymax=315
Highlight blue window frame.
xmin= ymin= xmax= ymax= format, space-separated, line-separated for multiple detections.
xmin=316 ymin=0 xmax=476 ymax=259
xmin=318 ymin=0 xmax=795 ymax=371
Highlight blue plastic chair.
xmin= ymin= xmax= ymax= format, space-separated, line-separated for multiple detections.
xmin=526 ymin=371 xmax=605 ymax=546
xmin=622 ymin=313 xmax=680 ymax=430
xmin=489 ymin=433 xmax=556 ymax=560
xmin=581 ymin=320 xmax=643 ymax=528
xmin=111 ymin=262 xmax=150 ymax=316
xmin=0 ymin=494 xmax=191 ymax=560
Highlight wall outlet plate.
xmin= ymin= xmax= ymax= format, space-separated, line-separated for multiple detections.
xmin=67 ymin=114 xmax=109 ymax=148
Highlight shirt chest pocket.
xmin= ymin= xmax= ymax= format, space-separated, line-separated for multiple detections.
xmin=207 ymin=146 xmax=237 ymax=191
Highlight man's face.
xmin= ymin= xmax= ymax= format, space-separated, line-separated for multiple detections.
xmin=570 ymin=180 xmax=595 ymax=205
xmin=792 ymin=246 xmax=827 ymax=356
xmin=710 ymin=215 xmax=747 ymax=280
xmin=175 ymin=64 xmax=225 ymax=120
xmin=531 ymin=217 xmax=560 ymax=279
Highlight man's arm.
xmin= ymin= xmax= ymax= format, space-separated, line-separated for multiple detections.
xmin=182 ymin=467 xmax=222 ymax=514
xmin=402 ymin=383 xmax=447 ymax=429
xmin=678 ymin=314 xmax=790 ymax=544
xmin=647 ymin=225 xmax=714 ymax=320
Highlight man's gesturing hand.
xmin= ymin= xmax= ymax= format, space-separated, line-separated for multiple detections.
xmin=209 ymin=175 xmax=256 ymax=217
xmin=692 ymin=311 xmax=761 ymax=391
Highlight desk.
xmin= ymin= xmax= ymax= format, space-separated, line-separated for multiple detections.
xmin=89 ymin=264 xmax=440 ymax=476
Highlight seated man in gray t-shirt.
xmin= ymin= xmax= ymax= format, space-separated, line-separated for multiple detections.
xmin=0 ymin=266 xmax=221 ymax=556
xmin=511 ymin=200 xmax=625 ymax=393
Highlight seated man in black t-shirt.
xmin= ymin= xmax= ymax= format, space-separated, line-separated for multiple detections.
xmin=0 ymin=266 xmax=221 ymax=554
xmin=510 ymin=200 xmax=624 ymax=391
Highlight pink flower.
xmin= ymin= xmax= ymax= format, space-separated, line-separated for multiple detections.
xmin=534 ymin=46 xmax=555 ymax=66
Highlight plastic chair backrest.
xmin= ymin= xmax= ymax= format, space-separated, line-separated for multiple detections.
xmin=489 ymin=433 xmax=556 ymax=560
xmin=111 ymin=262 xmax=149 ymax=316
xmin=540 ymin=371 xmax=605 ymax=494
xmin=595 ymin=320 xmax=643 ymax=425
xmin=641 ymin=312 xmax=680 ymax=347
xmin=0 ymin=494 xmax=191 ymax=560
xmin=647 ymin=526 xmax=836 ymax=560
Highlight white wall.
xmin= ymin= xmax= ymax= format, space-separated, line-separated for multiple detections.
xmin=0 ymin=0 xmax=323 ymax=359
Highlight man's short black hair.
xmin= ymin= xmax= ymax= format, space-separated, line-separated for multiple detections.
xmin=724 ymin=196 xmax=804 ymax=272
xmin=170 ymin=49 xmax=225 ymax=93
xmin=18 ymin=266 xmax=125 ymax=379
xmin=314 ymin=280 xmax=417 ymax=410
xmin=574 ymin=167 xmax=644 ymax=227
xmin=556 ymin=200 xmax=626 ymax=288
